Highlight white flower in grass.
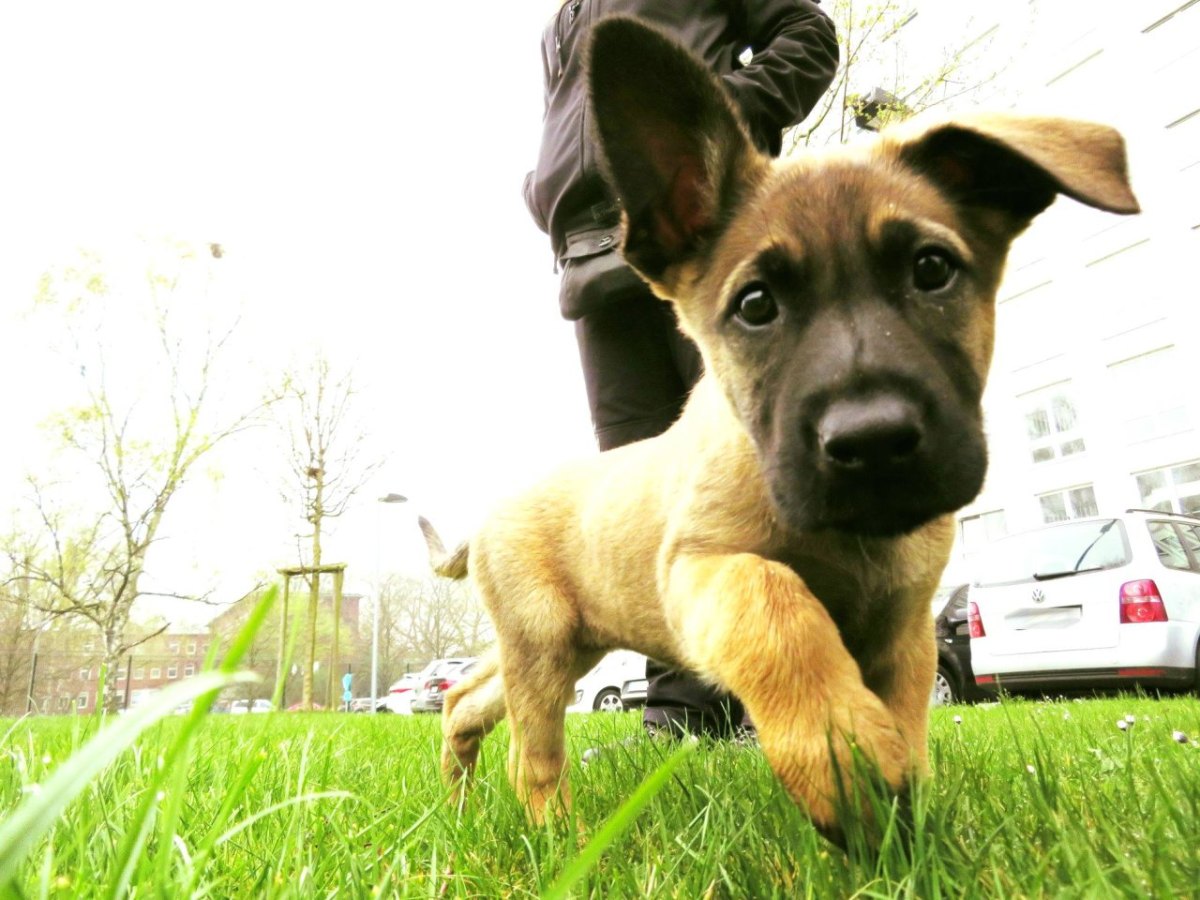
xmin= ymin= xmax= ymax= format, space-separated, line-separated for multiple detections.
xmin=1117 ymin=719 xmax=1129 ymax=731
xmin=41 ymin=754 xmax=51 ymax=765
xmin=1172 ymin=731 xmax=1189 ymax=744
xmin=1062 ymin=711 xmax=1072 ymax=721
xmin=1125 ymin=714 xmax=1136 ymax=724
xmin=953 ymin=715 xmax=962 ymax=725
xmin=1026 ymin=764 xmax=1036 ymax=775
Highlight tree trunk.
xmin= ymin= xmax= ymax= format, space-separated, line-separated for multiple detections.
xmin=101 ymin=623 xmax=125 ymax=714
xmin=302 ymin=474 xmax=324 ymax=709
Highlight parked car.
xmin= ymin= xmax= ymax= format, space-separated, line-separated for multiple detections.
xmin=411 ymin=658 xmax=478 ymax=713
xmin=285 ymin=702 xmax=324 ymax=711
xmin=568 ymin=651 xmax=647 ymax=713
xmin=969 ymin=510 xmax=1200 ymax=696
xmin=399 ymin=658 xmax=474 ymax=714
xmin=230 ymin=698 xmax=274 ymax=714
xmin=929 ymin=584 xmax=988 ymax=706
xmin=346 ymin=696 xmax=389 ymax=713
xmin=620 ymin=675 xmax=649 ymax=709
xmin=385 ymin=673 xmax=422 ymax=714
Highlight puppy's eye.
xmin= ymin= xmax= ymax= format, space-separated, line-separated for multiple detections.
xmin=732 ymin=284 xmax=778 ymax=327
xmin=913 ymin=249 xmax=956 ymax=292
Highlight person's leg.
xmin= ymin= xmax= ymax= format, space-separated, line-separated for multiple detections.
xmin=573 ymin=291 xmax=694 ymax=451
xmin=573 ymin=292 xmax=746 ymax=739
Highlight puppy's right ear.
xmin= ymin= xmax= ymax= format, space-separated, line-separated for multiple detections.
xmin=588 ymin=17 xmax=766 ymax=285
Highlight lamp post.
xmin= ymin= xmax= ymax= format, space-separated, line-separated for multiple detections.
xmin=374 ymin=493 xmax=408 ymax=713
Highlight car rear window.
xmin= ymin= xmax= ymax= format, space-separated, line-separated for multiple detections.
xmin=1148 ymin=520 xmax=1200 ymax=572
xmin=1149 ymin=521 xmax=1190 ymax=570
xmin=972 ymin=518 xmax=1131 ymax=587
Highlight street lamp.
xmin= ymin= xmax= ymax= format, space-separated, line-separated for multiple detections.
xmin=373 ymin=493 xmax=408 ymax=713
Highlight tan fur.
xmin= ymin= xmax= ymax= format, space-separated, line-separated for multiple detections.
xmin=426 ymin=27 xmax=1138 ymax=837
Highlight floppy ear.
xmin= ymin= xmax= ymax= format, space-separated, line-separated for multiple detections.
xmin=588 ymin=17 xmax=765 ymax=283
xmin=895 ymin=113 xmax=1140 ymax=232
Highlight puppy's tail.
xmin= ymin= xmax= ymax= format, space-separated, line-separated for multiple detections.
xmin=418 ymin=516 xmax=470 ymax=580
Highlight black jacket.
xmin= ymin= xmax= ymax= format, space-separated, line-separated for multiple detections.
xmin=523 ymin=0 xmax=839 ymax=261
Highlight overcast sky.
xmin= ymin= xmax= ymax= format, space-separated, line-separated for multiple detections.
xmin=0 ymin=2 xmax=603 ymax=623
xmin=0 ymin=1 xmax=1141 ymax=626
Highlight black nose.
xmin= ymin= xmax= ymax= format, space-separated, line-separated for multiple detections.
xmin=817 ymin=394 xmax=925 ymax=471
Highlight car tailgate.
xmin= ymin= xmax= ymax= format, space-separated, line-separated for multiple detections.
xmin=975 ymin=575 xmax=1120 ymax=655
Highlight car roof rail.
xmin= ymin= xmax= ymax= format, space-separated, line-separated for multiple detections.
xmin=1125 ymin=507 xmax=1200 ymax=520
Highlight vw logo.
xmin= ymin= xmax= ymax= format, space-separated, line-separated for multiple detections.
xmin=1031 ymin=588 xmax=1046 ymax=604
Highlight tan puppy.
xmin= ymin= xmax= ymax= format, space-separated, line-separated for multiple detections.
xmin=422 ymin=18 xmax=1139 ymax=834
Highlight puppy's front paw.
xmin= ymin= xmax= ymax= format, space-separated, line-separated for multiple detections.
xmin=760 ymin=685 xmax=913 ymax=836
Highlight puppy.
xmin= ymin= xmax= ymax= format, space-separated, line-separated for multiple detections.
xmin=422 ymin=18 xmax=1139 ymax=834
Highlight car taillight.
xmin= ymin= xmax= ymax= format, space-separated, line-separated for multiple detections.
xmin=968 ymin=601 xmax=986 ymax=638
xmin=1119 ymin=580 xmax=1168 ymax=623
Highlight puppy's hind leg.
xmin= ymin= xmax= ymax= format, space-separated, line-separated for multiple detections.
xmin=503 ymin=647 xmax=601 ymax=825
xmin=441 ymin=647 xmax=506 ymax=793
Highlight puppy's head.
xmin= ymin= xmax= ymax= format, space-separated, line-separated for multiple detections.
xmin=589 ymin=18 xmax=1139 ymax=538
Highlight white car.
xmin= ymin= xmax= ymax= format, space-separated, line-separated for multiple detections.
xmin=568 ymin=650 xmax=647 ymax=713
xmin=397 ymin=658 xmax=475 ymax=714
xmin=968 ymin=510 xmax=1200 ymax=694
xmin=385 ymin=673 xmax=422 ymax=714
xmin=230 ymin=698 xmax=274 ymax=714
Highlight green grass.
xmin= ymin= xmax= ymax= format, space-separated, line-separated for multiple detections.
xmin=2 ymin=694 xmax=1200 ymax=898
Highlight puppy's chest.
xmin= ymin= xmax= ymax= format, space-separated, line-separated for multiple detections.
xmin=771 ymin=551 xmax=904 ymax=663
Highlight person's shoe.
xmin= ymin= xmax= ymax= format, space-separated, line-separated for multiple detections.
xmin=732 ymin=724 xmax=759 ymax=747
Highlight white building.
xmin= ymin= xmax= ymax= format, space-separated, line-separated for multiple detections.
xmin=867 ymin=2 xmax=1200 ymax=579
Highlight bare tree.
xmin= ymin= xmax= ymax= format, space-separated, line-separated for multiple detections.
xmin=382 ymin=573 xmax=492 ymax=663
xmin=9 ymin=240 xmax=267 ymax=712
xmin=789 ymin=0 xmax=1038 ymax=149
xmin=0 ymin=533 xmax=39 ymax=715
xmin=275 ymin=354 xmax=381 ymax=708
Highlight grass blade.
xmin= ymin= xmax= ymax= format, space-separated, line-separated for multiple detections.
xmin=0 ymin=669 xmax=251 ymax=888
xmin=542 ymin=740 xmax=697 ymax=900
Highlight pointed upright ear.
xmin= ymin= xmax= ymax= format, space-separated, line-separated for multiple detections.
xmin=588 ymin=17 xmax=765 ymax=283
xmin=893 ymin=113 xmax=1140 ymax=233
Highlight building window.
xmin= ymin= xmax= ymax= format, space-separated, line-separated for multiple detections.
xmin=79 ymin=668 xmax=90 ymax=681
xmin=1022 ymin=386 xmax=1086 ymax=463
xmin=77 ymin=694 xmax=88 ymax=710
xmin=1135 ymin=460 xmax=1200 ymax=515
xmin=167 ymin=665 xmax=178 ymax=679
xmin=960 ymin=510 xmax=1008 ymax=553
xmin=169 ymin=641 xmax=180 ymax=654
xmin=133 ymin=667 xmax=144 ymax=680
xmin=187 ymin=642 xmax=197 ymax=656
xmin=1039 ymin=485 xmax=1099 ymax=523
xmin=150 ymin=667 xmax=161 ymax=679
xmin=184 ymin=664 xmax=195 ymax=677
xmin=116 ymin=669 xmax=126 ymax=682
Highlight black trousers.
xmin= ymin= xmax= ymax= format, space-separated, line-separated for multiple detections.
xmin=574 ymin=288 xmax=747 ymax=738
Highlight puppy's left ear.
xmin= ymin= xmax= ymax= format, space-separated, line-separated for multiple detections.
xmin=895 ymin=113 xmax=1140 ymax=233
xmin=588 ymin=17 xmax=766 ymax=284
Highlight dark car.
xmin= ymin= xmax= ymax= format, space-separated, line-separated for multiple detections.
xmin=411 ymin=659 xmax=478 ymax=714
xmin=931 ymin=584 xmax=989 ymax=705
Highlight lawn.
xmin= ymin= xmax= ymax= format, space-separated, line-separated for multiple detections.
xmin=2 ymin=692 xmax=1199 ymax=898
